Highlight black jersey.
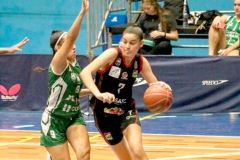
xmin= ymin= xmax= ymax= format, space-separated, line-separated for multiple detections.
xmin=91 ymin=48 xmax=143 ymax=115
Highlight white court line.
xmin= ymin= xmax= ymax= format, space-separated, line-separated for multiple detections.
xmin=1 ymin=129 xmax=240 ymax=138
xmin=85 ymin=120 xmax=94 ymax=123
xmin=13 ymin=125 xmax=34 ymax=129
xmin=1 ymin=129 xmax=239 ymax=138
xmin=229 ymin=112 xmax=240 ymax=115
xmin=192 ymin=113 xmax=213 ymax=116
xmin=150 ymin=152 xmax=240 ymax=160
xmin=0 ymin=142 xmax=239 ymax=151
xmin=1 ymin=141 xmax=239 ymax=159
xmin=155 ymin=116 xmax=177 ymax=118
xmin=142 ymin=133 xmax=240 ymax=138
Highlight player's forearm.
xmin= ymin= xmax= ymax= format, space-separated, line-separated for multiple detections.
xmin=0 ymin=48 xmax=12 ymax=54
xmin=67 ymin=11 xmax=86 ymax=42
xmin=79 ymin=88 xmax=92 ymax=97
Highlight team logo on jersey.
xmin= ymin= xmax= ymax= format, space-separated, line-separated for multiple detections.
xmin=104 ymin=132 xmax=113 ymax=140
xmin=109 ymin=66 xmax=121 ymax=78
xmin=132 ymin=70 xmax=138 ymax=78
xmin=77 ymin=75 xmax=81 ymax=83
xmin=71 ymin=73 xmax=77 ymax=83
xmin=0 ymin=84 xmax=21 ymax=101
xmin=134 ymin=61 xmax=138 ymax=69
xmin=126 ymin=110 xmax=136 ymax=120
xmin=121 ymin=72 xmax=128 ymax=80
xmin=114 ymin=98 xmax=127 ymax=105
xmin=228 ymin=22 xmax=233 ymax=27
xmin=115 ymin=58 xmax=122 ymax=66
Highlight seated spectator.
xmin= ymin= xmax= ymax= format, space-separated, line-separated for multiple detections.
xmin=138 ymin=0 xmax=178 ymax=55
xmin=0 ymin=37 xmax=29 ymax=54
xmin=208 ymin=0 xmax=240 ymax=56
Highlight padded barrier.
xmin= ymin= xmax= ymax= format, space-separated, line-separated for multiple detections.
xmin=133 ymin=55 xmax=240 ymax=113
xmin=0 ymin=55 xmax=240 ymax=113
xmin=0 ymin=54 xmax=90 ymax=111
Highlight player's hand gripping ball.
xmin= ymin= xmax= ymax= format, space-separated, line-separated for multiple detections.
xmin=143 ymin=82 xmax=173 ymax=113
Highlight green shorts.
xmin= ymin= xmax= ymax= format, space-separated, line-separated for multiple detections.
xmin=40 ymin=110 xmax=85 ymax=146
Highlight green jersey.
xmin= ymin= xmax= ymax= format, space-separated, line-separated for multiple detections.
xmin=225 ymin=16 xmax=240 ymax=48
xmin=45 ymin=60 xmax=83 ymax=118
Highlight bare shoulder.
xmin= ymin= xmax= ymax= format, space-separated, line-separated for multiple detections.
xmin=94 ymin=47 xmax=119 ymax=65
xmin=100 ymin=47 xmax=118 ymax=58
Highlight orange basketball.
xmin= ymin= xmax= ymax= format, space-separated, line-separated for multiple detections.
xmin=143 ymin=84 xmax=173 ymax=113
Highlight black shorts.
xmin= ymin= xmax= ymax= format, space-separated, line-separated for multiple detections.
xmin=94 ymin=105 xmax=140 ymax=145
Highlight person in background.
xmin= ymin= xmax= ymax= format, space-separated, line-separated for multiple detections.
xmin=138 ymin=0 xmax=178 ymax=55
xmin=80 ymin=24 xmax=171 ymax=160
xmin=40 ymin=0 xmax=91 ymax=160
xmin=208 ymin=0 xmax=240 ymax=56
xmin=0 ymin=37 xmax=29 ymax=54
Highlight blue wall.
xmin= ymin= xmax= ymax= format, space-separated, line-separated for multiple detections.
xmin=0 ymin=0 xmax=234 ymax=55
xmin=0 ymin=0 xmax=87 ymax=54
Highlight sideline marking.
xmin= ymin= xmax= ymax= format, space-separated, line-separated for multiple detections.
xmin=155 ymin=115 xmax=177 ymax=118
xmin=150 ymin=152 xmax=240 ymax=160
xmin=0 ymin=137 xmax=33 ymax=147
xmin=85 ymin=120 xmax=94 ymax=123
xmin=13 ymin=125 xmax=34 ymax=129
xmin=140 ymin=113 xmax=160 ymax=121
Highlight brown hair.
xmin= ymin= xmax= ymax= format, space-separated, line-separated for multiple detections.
xmin=141 ymin=0 xmax=168 ymax=32
xmin=123 ymin=24 xmax=144 ymax=40
xmin=49 ymin=30 xmax=65 ymax=55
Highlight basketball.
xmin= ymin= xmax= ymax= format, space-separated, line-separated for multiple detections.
xmin=143 ymin=84 xmax=173 ymax=113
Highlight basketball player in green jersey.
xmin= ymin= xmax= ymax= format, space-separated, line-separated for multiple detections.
xmin=80 ymin=25 xmax=171 ymax=160
xmin=208 ymin=0 xmax=240 ymax=56
xmin=40 ymin=1 xmax=91 ymax=160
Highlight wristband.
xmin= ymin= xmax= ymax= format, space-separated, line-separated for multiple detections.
xmin=163 ymin=32 xmax=166 ymax=38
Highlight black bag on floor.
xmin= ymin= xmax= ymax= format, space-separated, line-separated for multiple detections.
xmin=195 ymin=10 xmax=223 ymax=34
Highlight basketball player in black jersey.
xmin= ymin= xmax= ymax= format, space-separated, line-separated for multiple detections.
xmin=80 ymin=25 xmax=171 ymax=160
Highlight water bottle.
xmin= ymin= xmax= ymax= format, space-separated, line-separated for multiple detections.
xmin=182 ymin=4 xmax=189 ymax=28
xmin=158 ymin=23 xmax=162 ymax=31
xmin=182 ymin=10 xmax=189 ymax=28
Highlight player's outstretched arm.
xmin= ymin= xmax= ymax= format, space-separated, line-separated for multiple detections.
xmin=0 ymin=37 xmax=29 ymax=54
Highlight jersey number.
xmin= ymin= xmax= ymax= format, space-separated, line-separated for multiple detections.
xmin=118 ymin=83 xmax=125 ymax=94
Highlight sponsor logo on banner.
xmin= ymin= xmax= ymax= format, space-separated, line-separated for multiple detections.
xmin=0 ymin=84 xmax=21 ymax=101
xmin=133 ymin=77 xmax=147 ymax=87
xmin=202 ymin=80 xmax=228 ymax=85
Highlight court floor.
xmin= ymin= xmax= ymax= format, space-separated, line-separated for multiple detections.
xmin=0 ymin=110 xmax=240 ymax=160
xmin=0 ymin=111 xmax=240 ymax=136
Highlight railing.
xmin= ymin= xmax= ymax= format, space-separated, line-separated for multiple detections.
xmin=86 ymin=0 xmax=126 ymax=60
xmin=86 ymin=0 xmax=235 ymax=55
